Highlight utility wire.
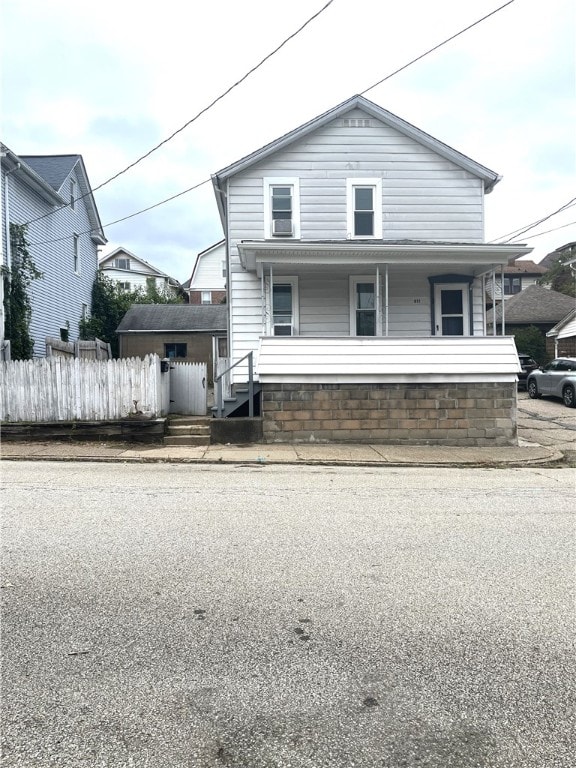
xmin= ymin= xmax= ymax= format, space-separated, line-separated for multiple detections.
xmin=27 ymin=179 xmax=212 ymax=247
xmin=491 ymin=196 xmax=576 ymax=242
xmin=518 ymin=219 xmax=576 ymax=242
xmin=20 ymin=0 xmax=335 ymax=228
xmin=361 ymin=0 xmax=515 ymax=95
xmin=26 ymin=0 xmax=521 ymax=249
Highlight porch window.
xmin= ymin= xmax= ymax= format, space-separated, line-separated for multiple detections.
xmin=346 ymin=178 xmax=382 ymax=238
xmin=273 ymin=284 xmax=293 ymax=335
xmin=351 ymin=278 xmax=376 ymax=336
xmin=266 ymin=276 xmax=299 ymax=336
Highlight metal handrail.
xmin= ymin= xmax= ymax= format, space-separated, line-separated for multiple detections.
xmin=213 ymin=351 xmax=254 ymax=418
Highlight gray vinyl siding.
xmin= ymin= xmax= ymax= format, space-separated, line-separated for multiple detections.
xmin=227 ymin=109 xmax=484 ymax=244
xmin=226 ymin=108 xmax=488 ymax=371
xmin=6 ymin=166 xmax=98 ymax=356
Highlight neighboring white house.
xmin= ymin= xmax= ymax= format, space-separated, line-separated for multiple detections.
xmin=182 ymin=240 xmax=226 ymax=305
xmin=1 ymin=146 xmax=106 ymax=357
xmin=99 ymin=247 xmax=181 ymax=297
xmin=211 ymin=94 xmax=532 ymax=446
xmin=546 ymin=306 xmax=576 ymax=359
xmin=485 ymin=259 xmax=548 ymax=303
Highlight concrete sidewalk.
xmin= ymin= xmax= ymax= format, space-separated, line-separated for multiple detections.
xmin=0 ymin=438 xmax=567 ymax=468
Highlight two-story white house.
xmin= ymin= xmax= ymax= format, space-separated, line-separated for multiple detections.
xmin=99 ymin=247 xmax=181 ymax=298
xmin=211 ymin=95 xmax=532 ymax=446
xmin=183 ymin=240 xmax=226 ymax=305
xmin=1 ymin=146 xmax=106 ymax=357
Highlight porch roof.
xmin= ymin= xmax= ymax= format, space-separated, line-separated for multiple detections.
xmin=237 ymin=240 xmax=532 ymax=274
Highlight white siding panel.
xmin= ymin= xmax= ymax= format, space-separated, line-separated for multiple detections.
xmin=258 ymin=336 xmax=520 ymax=383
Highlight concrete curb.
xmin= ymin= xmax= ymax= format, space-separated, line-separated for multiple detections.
xmin=0 ymin=446 xmax=567 ymax=469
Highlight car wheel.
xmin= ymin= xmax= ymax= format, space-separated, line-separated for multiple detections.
xmin=527 ymin=379 xmax=540 ymax=399
xmin=562 ymin=385 xmax=576 ymax=408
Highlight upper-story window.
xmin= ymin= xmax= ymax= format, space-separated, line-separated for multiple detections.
xmin=115 ymin=257 xmax=130 ymax=270
xmin=504 ymin=276 xmax=521 ymax=295
xmin=201 ymin=291 xmax=212 ymax=304
xmin=70 ymin=179 xmax=76 ymax=210
xmin=346 ymin=178 xmax=382 ymax=238
xmin=73 ymin=234 xmax=80 ymax=274
xmin=263 ymin=178 xmax=300 ymax=238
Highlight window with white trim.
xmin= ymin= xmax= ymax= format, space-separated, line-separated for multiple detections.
xmin=350 ymin=277 xmax=377 ymax=336
xmin=115 ymin=257 xmax=130 ymax=270
xmin=201 ymin=291 xmax=212 ymax=304
xmin=346 ymin=178 xmax=382 ymax=238
xmin=266 ymin=276 xmax=299 ymax=336
xmin=263 ymin=178 xmax=300 ymax=238
xmin=73 ymin=234 xmax=80 ymax=274
xmin=70 ymin=179 xmax=76 ymax=210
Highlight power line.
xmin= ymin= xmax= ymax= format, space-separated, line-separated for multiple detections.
xmin=521 ymin=219 xmax=576 ymax=242
xmin=491 ymin=196 xmax=576 ymax=242
xmin=20 ymin=0 xmax=335 ymax=229
xmin=27 ymin=179 xmax=212 ymax=248
xmin=26 ymin=0 xmax=522 ymax=250
xmin=361 ymin=0 xmax=515 ymax=95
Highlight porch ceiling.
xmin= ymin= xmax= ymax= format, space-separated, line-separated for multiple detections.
xmin=237 ymin=241 xmax=532 ymax=274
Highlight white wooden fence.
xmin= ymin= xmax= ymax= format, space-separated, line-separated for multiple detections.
xmin=0 ymin=354 xmax=165 ymax=422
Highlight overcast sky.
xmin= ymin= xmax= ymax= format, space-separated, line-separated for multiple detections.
xmin=1 ymin=0 xmax=575 ymax=283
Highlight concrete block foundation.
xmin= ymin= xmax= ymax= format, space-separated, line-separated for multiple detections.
xmin=261 ymin=382 xmax=517 ymax=446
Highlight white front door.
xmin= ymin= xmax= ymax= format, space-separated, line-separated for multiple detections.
xmin=434 ymin=284 xmax=470 ymax=336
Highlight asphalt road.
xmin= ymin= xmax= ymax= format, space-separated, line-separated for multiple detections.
xmin=1 ymin=462 xmax=575 ymax=768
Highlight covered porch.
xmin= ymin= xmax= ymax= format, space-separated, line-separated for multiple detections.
xmin=237 ymin=240 xmax=532 ymax=340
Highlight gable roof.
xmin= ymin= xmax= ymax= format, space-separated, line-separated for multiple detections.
xmin=16 ymin=152 xmax=106 ymax=245
xmin=212 ymin=94 xmax=501 ymax=220
xmin=187 ymin=239 xmax=226 ymax=288
xmin=99 ymin=247 xmax=180 ymax=284
xmin=117 ymin=304 xmax=227 ymax=333
xmin=20 ymin=155 xmax=80 ymax=192
xmin=547 ymin=307 xmax=576 ymax=339
xmin=487 ymin=284 xmax=575 ymax=324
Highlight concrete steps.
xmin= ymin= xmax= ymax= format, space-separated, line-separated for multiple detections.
xmin=164 ymin=416 xmax=211 ymax=446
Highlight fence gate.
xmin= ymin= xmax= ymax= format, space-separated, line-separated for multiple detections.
xmin=169 ymin=361 xmax=207 ymax=415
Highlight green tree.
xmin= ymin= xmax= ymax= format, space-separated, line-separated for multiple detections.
xmin=80 ymin=273 xmax=183 ymax=357
xmin=510 ymin=325 xmax=548 ymax=365
xmin=2 ymin=223 xmax=42 ymax=360
xmin=538 ymin=251 xmax=576 ymax=297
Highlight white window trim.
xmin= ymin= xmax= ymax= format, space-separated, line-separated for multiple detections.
xmin=263 ymin=178 xmax=300 ymax=239
xmin=346 ymin=178 xmax=382 ymax=239
xmin=201 ymin=290 xmax=212 ymax=304
xmin=265 ymin=275 xmax=299 ymax=336
xmin=349 ymin=276 xmax=380 ymax=336
xmin=70 ymin=178 xmax=76 ymax=210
